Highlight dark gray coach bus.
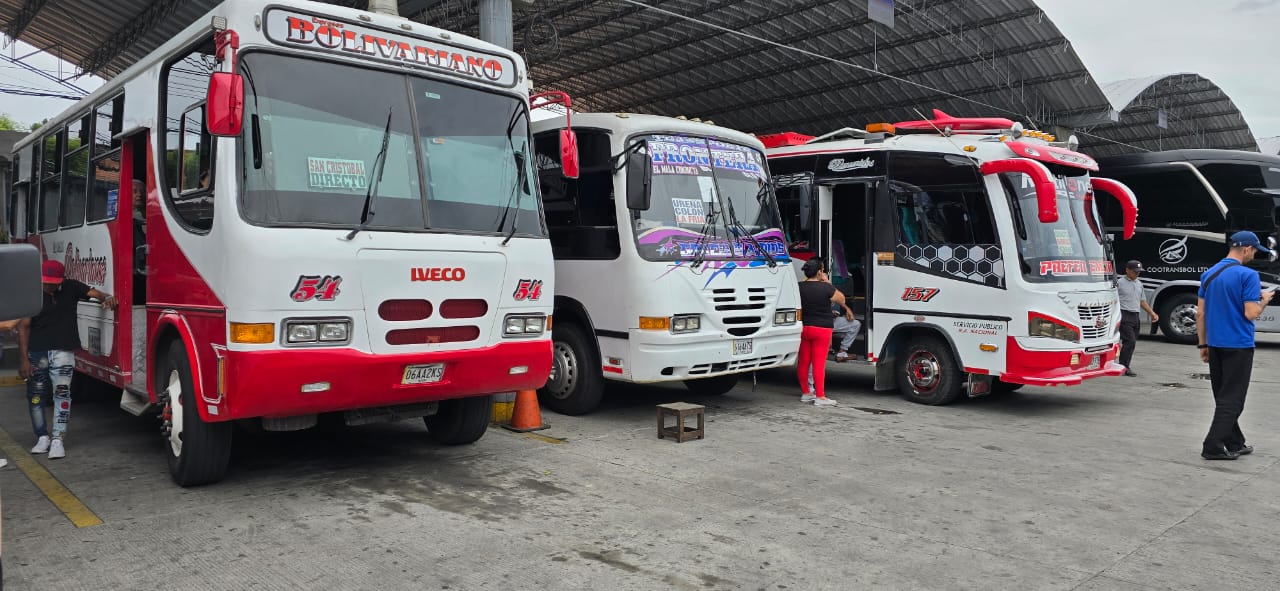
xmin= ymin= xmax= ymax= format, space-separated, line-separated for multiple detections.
xmin=1096 ymin=149 xmax=1280 ymax=343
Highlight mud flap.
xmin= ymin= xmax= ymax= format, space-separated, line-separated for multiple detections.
xmin=967 ymin=373 xmax=993 ymax=398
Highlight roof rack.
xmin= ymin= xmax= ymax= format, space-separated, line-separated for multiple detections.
xmin=807 ymin=127 xmax=871 ymax=144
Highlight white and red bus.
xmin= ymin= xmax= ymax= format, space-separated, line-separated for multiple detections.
xmin=5 ymin=0 xmax=563 ymax=485
xmin=764 ymin=111 xmax=1139 ymax=404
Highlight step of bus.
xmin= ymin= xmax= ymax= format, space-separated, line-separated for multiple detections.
xmin=120 ymin=385 xmax=157 ymax=416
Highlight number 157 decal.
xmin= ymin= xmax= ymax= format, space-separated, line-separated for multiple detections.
xmin=901 ymin=287 xmax=940 ymax=303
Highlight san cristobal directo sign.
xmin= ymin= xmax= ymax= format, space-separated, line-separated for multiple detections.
xmin=263 ymin=8 xmax=518 ymax=88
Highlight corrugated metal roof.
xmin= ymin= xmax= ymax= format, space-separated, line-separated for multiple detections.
xmin=0 ymin=0 xmax=1262 ymax=157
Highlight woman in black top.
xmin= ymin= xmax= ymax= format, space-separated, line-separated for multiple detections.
xmin=797 ymin=258 xmax=846 ymax=406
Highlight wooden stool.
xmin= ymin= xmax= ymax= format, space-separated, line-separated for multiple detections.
xmin=656 ymin=402 xmax=705 ymax=442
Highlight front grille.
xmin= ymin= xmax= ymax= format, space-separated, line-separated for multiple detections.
xmin=708 ymin=288 xmax=767 ymax=312
xmin=688 ymin=354 xmax=785 ymax=376
xmin=1077 ymin=303 xmax=1114 ymax=340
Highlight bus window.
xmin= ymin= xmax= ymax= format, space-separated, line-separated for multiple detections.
xmin=94 ymin=94 xmax=124 ymax=153
xmin=890 ymin=153 xmax=995 ymax=246
xmin=61 ymin=114 xmax=92 ymax=228
xmin=534 ymin=129 xmax=619 ymax=260
xmin=1103 ymin=167 xmax=1223 ymax=232
xmin=87 ymin=155 xmax=121 ymax=223
xmin=38 ymin=129 xmax=64 ymax=232
xmin=1197 ymin=163 xmax=1276 ymax=229
xmin=163 ymin=41 xmax=216 ymax=231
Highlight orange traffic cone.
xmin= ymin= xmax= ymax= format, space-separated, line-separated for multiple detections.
xmin=503 ymin=389 xmax=549 ymax=432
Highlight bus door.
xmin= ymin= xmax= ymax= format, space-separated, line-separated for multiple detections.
xmin=819 ymin=181 xmax=875 ymax=357
xmin=119 ymin=131 xmax=149 ymax=391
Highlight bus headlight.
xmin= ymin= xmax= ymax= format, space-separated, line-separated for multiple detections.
xmin=774 ymin=309 xmax=798 ymax=325
xmin=1028 ymin=314 xmax=1080 ymax=343
xmin=284 ymin=318 xmax=352 ymax=346
xmin=672 ymin=314 xmax=700 ymax=334
xmin=504 ymin=314 xmax=547 ymax=337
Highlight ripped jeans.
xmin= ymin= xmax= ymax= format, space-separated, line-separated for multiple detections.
xmin=27 ymin=350 xmax=75 ymax=439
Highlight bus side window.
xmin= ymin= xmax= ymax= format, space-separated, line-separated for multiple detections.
xmin=60 ymin=113 xmax=92 ymax=229
xmin=163 ymin=40 xmax=216 ymax=232
xmin=889 ymin=153 xmax=995 ymax=246
xmin=533 ymin=130 xmax=620 ymax=260
xmin=87 ymin=94 xmax=125 ymax=224
xmin=38 ymin=129 xmax=64 ymax=233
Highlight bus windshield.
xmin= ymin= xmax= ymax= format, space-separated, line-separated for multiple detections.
xmin=238 ymin=52 xmax=542 ymax=236
xmin=1005 ymin=172 xmax=1113 ymax=283
xmin=632 ymin=134 xmax=785 ymax=262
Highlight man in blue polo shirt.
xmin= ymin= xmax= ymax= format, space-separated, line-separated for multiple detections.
xmin=1195 ymin=231 xmax=1275 ymax=460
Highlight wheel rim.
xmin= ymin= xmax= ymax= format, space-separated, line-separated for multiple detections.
xmin=905 ymin=350 xmax=941 ymax=394
xmin=1169 ymin=302 xmax=1198 ymax=337
xmin=166 ymin=370 xmax=184 ymax=457
xmin=545 ymin=341 xmax=579 ymax=400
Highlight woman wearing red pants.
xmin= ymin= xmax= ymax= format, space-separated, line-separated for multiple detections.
xmin=797 ymin=259 xmax=846 ymax=406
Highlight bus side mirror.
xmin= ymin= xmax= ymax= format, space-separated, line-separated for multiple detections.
xmin=0 ymin=244 xmax=43 ymax=320
xmin=1090 ymin=177 xmax=1138 ymax=240
xmin=626 ymin=151 xmax=652 ymax=211
xmin=207 ymin=72 xmax=244 ymax=137
xmin=559 ymin=128 xmax=580 ymax=180
xmin=980 ymin=158 xmax=1057 ymax=223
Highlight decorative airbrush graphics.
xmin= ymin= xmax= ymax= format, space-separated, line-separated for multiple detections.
xmin=643 ymin=228 xmax=791 ymax=287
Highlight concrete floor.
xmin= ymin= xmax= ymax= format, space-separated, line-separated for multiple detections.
xmin=2 ymin=336 xmax=1278 ymax=590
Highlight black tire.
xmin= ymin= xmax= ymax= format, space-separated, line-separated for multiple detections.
xmin=425 ymin=395 xmax=493 ymax=445
xmin=895 ymin=335 xmax=963 ymax=405
xmin=161 ymin=340 xmax=232 ymax=487
xmin=1158 ymin=292 xmax=1199 ymax=345
xmin=683 ymin=374 xmax=739 ymax=396
xmin=538 ymin=322 xmax=604 ymax=415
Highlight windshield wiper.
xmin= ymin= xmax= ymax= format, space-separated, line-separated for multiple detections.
xmin=500 ymin=106 xmax=531 ymax=246
xmin=723 ymin=181 xmax=777 ymax=267
xmin=344 ymin=107 xmax=394 ymax=241
xmin=689 ymin=203 xmax=720 ymax=269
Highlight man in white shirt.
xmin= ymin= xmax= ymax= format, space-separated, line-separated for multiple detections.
xmin=1117 ymin=260 xmax=1158 ymax=377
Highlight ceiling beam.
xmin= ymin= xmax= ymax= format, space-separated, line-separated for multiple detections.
xmin=80 ymin=0 xmax=188 ymax=75
xmin=4 ymin=0 xmax=53 ymax=39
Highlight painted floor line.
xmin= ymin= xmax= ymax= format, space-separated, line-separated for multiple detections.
xmin=0 ymin=426 xmax=104 ymax=528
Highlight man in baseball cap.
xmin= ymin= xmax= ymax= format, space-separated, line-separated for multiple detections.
xmin=14 ymin=259 xmax=116 ymax=459
xmin=1228 ymin=230 xmax=1273 ymax=257
xmin=1117 ymin=260 xmax=1158 ymax=376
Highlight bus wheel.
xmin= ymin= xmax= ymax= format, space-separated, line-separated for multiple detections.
xmin=425 ymin=395 xmax=492 ymax=445
xmin=161 ymin=340 xmax=232 ymax=487
xmin=538 ymin=323 xmax=603 ymax=416
xmin=896 ymin=336 xmax=962 ymax=405
xmin=1158 ymin=293 xmax=1199 ymax=344
xmin=683 ymin=374 xmax=739 ymax=396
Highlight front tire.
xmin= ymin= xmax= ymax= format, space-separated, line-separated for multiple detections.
xmin=425 ymin=395 xmax=492 ymax=445
xmin=161 ymin=340 xmax=232 ymax=487
xmin=896 ymin=336 xmax=963 ymax=405
xmin=538 ymin=323 xmax=604 ymax=415
xmin=1158 ymin=292 xmax=1199 ymax=344
xmin=683 ymin=374 xmax=739 ymax=396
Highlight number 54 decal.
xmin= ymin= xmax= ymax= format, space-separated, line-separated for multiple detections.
xmin=291 ymin=275 xmax=342 ymax=302
xmin=901 ymin=287 xmax=940 ymax=302
xmin=513 ymin=279 xmax=543 ymax=301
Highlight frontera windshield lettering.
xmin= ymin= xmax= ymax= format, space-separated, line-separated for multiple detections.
xmin=632 ymin=134 xmax=786 ymax=262
xmin=1005 ymin=172 xmax=1112 ymax=283
xmin=238 ymin=52 xmax=542 ymax=236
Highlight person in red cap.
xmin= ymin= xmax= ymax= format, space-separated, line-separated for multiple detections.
xmin=13 ymin=259 xmax=116 ymax=459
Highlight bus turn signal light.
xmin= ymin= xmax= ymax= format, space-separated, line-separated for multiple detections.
xmin=639 ymin=317 xmax=671 ymax=331
xmin=230 ymin=322 xmax=275 ymax=344
xmin=865 ymin=123 xmax=896 ymax=134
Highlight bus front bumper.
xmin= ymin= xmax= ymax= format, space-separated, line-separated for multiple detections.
xmin=623 ymin=326 xmax=802 ymax=382
xmin=1000 ymin=337 xmax=1124 ymax=386
xmin=221 ymin=339 xmax=551 ymax=419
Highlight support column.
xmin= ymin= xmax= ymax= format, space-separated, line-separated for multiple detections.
xmin=478 ymin=0 xmax=514 ymax=50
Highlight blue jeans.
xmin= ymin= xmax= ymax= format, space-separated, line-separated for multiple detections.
xmin=27 ymin=350 xmax=75 ymax=439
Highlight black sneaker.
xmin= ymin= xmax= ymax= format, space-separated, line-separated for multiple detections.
xmin=1228 ymin=444 xmax=1254 ymax=456
xmin=1202 ymin=446 xmax=1240 ymax=460
xmin=1124 ymin=369 xmax=1138 ymax=377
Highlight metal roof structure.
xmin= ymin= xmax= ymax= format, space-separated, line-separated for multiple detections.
xmin=0 ymin=0 xmax=1266 ymax=157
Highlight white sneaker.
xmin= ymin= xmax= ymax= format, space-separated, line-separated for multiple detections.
xmin=813 ymin=397 xmax=839 ymax=407
xmin=836 ymin=351 xmax=849 ymax=362
xmin=31 ymin=435 xmax=51 ymax=454
xmin=800 ymin=393 xmax=817 ymax=403
xmin=48 ymin=438 xmax=65 ymax=459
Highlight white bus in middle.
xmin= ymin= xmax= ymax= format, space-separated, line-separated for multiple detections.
xmin=531 ymin=114 xmax=802 ymax=414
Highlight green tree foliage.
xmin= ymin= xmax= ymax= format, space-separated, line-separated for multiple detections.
xmin=0 ymin=112 xmax=27 ymax=131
